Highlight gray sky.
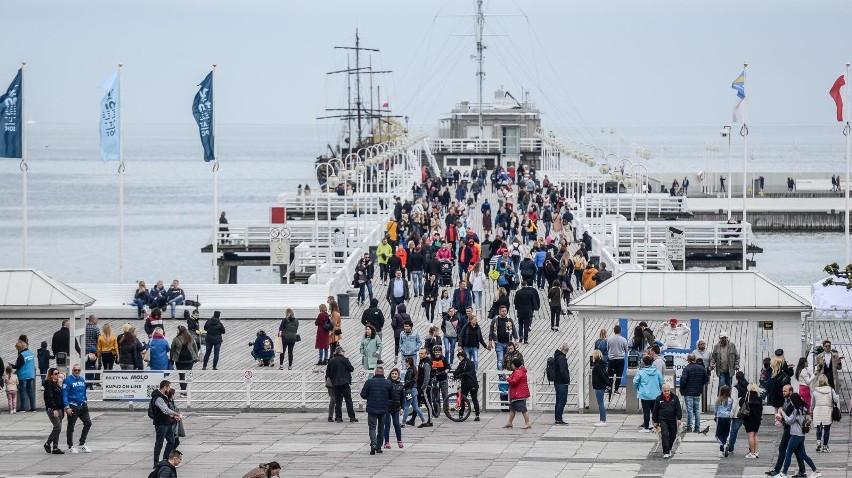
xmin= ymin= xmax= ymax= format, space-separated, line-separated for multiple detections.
xmin=5 ymin=0 xmax=851 ymax=142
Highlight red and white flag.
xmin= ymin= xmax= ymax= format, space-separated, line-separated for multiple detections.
xmin=829 ymin=74 xmax=846 ymax=122
xmin=382 ymin=101 xmax=389 ymax=109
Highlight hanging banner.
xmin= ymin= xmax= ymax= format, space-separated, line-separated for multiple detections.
xmin=0 ymin=68 xmax=23 ymax=158
xmin=99 ymin=71 xmax=120 ymax=161
xmin=192 ymin=71 xmax=215 ymax=162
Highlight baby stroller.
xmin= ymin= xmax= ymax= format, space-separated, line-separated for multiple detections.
xmin=439 ymin=259 xmax=454 ymax=286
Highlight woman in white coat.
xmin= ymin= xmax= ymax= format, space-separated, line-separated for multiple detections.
xmin=811 ymin=374 xmax=839 ymax=453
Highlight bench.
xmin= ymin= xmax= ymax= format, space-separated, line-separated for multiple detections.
xmin=69 ymin=284 xmax=336 ymax=321
xmin=795 ymin=179 xmax=833 ymax=192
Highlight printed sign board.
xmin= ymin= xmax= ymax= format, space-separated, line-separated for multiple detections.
xmin=102 ymin=371 xmax=166 ymax=401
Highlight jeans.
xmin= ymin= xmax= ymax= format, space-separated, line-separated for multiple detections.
xmin=383 ymin=410 xmax=401 ymax=442
xmin=550 ymin=305 xmax=561 ymax=328
xmin=153 ymin=423 xmax=176 ymax=467
xmin=518 ymin=315 xmax=531 ymax=343
xmin=46 ymin=410 xmax=63 ymax=449
xmin=684 ymin=395 xmax=701 ymax=431
xmin=464 ymin=347 xmax=479 ymax=372
xmin=175 ymin=362 xmax=193 ymax=391
xmin=367 ymin=413 xmax=385 ymax=448
xmin=358 ymin=283 xmax=369 ymax=303
xmin=167 ymin=295 xmax=185 ymax=318
xmin=333 ymin=384 xmax=356 ymax=420
xmin=403 ymin=387 xmax=426 ymax=423
xmin=595 ymin=389 xmax=607 ymax=422
xmin=424 ymin=300 xmax=436 ymax=322
xmin=726 ymin=417 xmax=743 ymax=451
xmin=773 ymin=426 xmax=805 ymax=474
xmin=411 ymin=271 xmax=423 ymax=296
xmin=715 ymin=417 xmax=731 ymax=450
xmin=391 ymin=298 xmax=405 ymax=315
xmin=203 ymin=342 xmax=221 ymax=368
xmin=473 ymin=290 xmax=483 ymax=309
xmin=659 ymin=420 xmax=678 ymax=454
xmin=816 ymin=424 xmax=831 ymax=446
xmin=66 ymin=404 xmax=92 ymax=448
xmin=782 ymin=436 xmax=817 ymax=474
xmin=443 ymin=337 xmax=458 ymax=365
xmin=640 ymin=399 xmax=655 ymax=429
xmin=17 ymin=378 xmax=36 ymax=411
xmin=494 ymin=342 xmax=509 ymax=370
xmin=574 ymin=269 xmax=583 ymax=289
xmin=554 ymin=383 xmax=568 ymax=422
xmin=317 ymin=348 xmax=329 ymax=362
xmin=545 ymin=222 xmax=552 ymax=238
xmin=718 ymin=371 xmax=732 ymax=391
xmin=379 ymin=263 xmax=388 ymax=282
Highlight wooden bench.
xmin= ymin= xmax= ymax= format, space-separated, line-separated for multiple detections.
xmin=69 ymin=284 xmax=337 ymax=321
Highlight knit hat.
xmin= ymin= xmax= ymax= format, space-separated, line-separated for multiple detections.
xmin=774 ymin=348 xmax=784 ymax=357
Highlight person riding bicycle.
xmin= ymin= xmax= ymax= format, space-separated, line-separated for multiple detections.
xmin=453 ymin=349 xmax=481 ymax=421
xmin=431 ymin=345 xmax=450 ymax=413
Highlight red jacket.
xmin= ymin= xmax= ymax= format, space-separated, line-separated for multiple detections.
xmin=507 ymin=366 xmax=530 ymax=401
xmin=445 ymin=224 xmax=458 ymax=243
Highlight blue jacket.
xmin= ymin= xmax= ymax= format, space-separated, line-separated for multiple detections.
xmin=534 ymin=250 xmax=547 ymax=268
xmin=359 ymin=373 xmax=394 ymax=415
xmin=253 ymin=335 xmax=275 ymax=359
xmin=633 ymin=366 xmax=664 ymax=400
xmin=148 ymin=337 xmax=172 ymax=371
xmin=399 ymin=330 xmax=421 ymax=357
xmin=679 ymin=362 xmax=709 ymax=397
xmin=14 ymin=349 xmax=36 ymax=380
xmin=62 ymin=374 xmax=87 ymax=407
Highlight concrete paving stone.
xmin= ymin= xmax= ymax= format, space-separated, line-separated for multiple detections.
xmin=663 ymin=463 xmax=718 ymax=477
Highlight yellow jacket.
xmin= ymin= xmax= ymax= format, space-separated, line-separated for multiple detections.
xmin=377 ymin=243 xmax=393 ymax=264
xmin=97 ymin=334 xmax=119 ymax=358
xmin=582 ymin=268 xmax=598 ymax=291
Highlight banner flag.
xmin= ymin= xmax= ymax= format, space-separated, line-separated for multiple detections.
xmin=99 ymin=71 xmax=120 ymax=161
xmin=829 ymin=74 xmax=846 ymax=122
xmin=731 ymin=70 xmax=746 ymax=123
xmin=192 ymin=71 xmax=215 ymax=162
xmin=0 ymin=68 xmax=23 ymax=158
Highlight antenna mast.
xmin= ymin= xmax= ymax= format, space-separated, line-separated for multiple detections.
xmin=476 ymin=0 xmax=485 ymax=140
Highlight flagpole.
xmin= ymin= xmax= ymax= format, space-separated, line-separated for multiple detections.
xmin=741 ymin=62 xmax=748 ymax=270
xmin=845 ymin=62 xmax=850 ymax=266
xmin=118 ymin=63 xmax=125 ymax=283
xmin=21 ymin=61 xmax=28 ymax=268
xmin=212 ymin=64 xmax=219 ymax=284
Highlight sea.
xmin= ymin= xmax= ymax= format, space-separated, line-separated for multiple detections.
xmin=0 ymin=123 xmax=846 ymax=288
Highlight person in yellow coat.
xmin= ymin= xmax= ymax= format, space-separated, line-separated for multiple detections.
xmin=385 ymin=218 xmax=399 ymax=247
xmin=582 ymin=263 xmax=599 ymax=291
xmin=376 ymin=237 xmax=393 ymax=285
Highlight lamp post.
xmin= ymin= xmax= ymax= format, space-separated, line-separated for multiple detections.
xmin=721 ymin=126 xmax=732 ymax=219
xmin=315 ymin=162 xmax=338 ymax=282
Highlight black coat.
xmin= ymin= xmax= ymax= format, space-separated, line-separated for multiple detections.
xmin=652 ymin=394 xmax=682 ymax=423
xmin=552 ymin=350 xmax=571 ymax=385
xmin=424 ymin=259 xmax=441 ymax=278
xmin=453 ymin=358 xmax=478 ymax=390
xmin=326 ymin=354 xmax=354 ymax=387
xmin=118 ymin=337 xmax=144 ymax=370
xmin=519 ymin=259 xmax=536 ymax=279
xmin=513 ymin=286 xmax=541 ymax=317
xmin=43 ymin=381 xmax=64 ymax=410
xmin=361 ymin=307 xmax=385 ymax=331
xmin=388 ymin=378 xmax=404 ymax=412
xmin=203 ymin=319 xmax=226 ymax=345
xmin=458 ymin=323 xmax=487 ymax=349
xmin=360 ymin=374 xmax=394 ymax=415
xmin=51 ymin=327 xmax=80 ymax=356
xmin=592 ymin=360 xmax=608 ymax=390
xmin=408 ymin=251 xmax=425 ymax=272
xmin=423 ymin=279 xmax=439 ymax=301
xmin=488 ymin=296 xmax=511 ymax=321
xmin=679 ymin=363 xmax=709 ymax=397
xmin=387 ymin=255 xmax=403 ymax=274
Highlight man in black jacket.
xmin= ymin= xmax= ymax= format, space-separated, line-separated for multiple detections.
xmin=652 ymin=384 xmax=682 ymax=458
xmin=326 ymin=347 xmax=358 ymax=423
xmin=513 ymin=280 xmax=540 ymax=344
xmin=153 ymin=450 xmax=182 ymax=478
xmin=679 ymin=354 xmax=709 ymax=432
xmin=51 ymin=319 xmax=81 ymax=362
xmin=361 ymin=299 xmax=385 ymax=340
xmin=453 ymin=350 xmax=481 ymax=421
xmin=360 ymin=366 xmax=393 ymax=455
xmin=553 ymin=343 xmax=571 ymax=425
xmin=150 ymin=380 xmax=183 ymax=467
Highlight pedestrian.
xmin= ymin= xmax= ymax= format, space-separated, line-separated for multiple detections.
xmin=42 ymin=367 xmax=64 ymax=454
xmin=469 ymin=262 xmax=486 ymax=309
xmin=360 ymin=365 xmax=394 ymax=455
xmin=591 ymin=350 xmax=608 ymax=426
xmin=814 ymin=340 xmax=842 ymax=391
xmin=37 ymin=341 xmax=52 ymax=385
xmin=742 ymin=382 xmax=764 ymax=459
xmin=402 ymin=356 xmax=428 ymax=427
xmin=715 ymin=385 xmax=733 ymax=457
xmin=241 ymin=461 xmax=281 ymax=478
xmin=12 ymin=340 xmax=36 ymax=412
xmin=314 ymin=304 xmax=331 ymax=366
xmin=277 ymin=308 xmax=299 ymax=370
xmin=398 ymin=320 xmax=421 ymax=370
xmin=459 ymin=315 xmax=489 ymax=372
xmin=62 ymin=364 xmax=92 ymax=453
xmin=451 ymin=280 xmax=474 ymax=329
xmin=504 ymin=358 xmax=532 ymax=429
xmin=606 ymin=324 xmax=628 ymax=401
xmin=145 ymin=308 xmax=165 ymax=338
xmin=571 ymin=250 xmax=586 ymax=290
xmin=377 ymin=237 xmax=393 ymax=284
xmin=765 ymin=383 xmax=806 ymax=476
xmin=361 ymin=298 xmax=386 ymax=340
xmin=794 ymin=357 xmax=815 ymax=409
xmin=547 ymin=280 xmax=562 ymax=331
xmin=776 ymin=393 xmax=822 ymax=478
xmin=768 ymin=350 xmax=794 ymax=413
xmin=386 ymin=270 xmax=410 ymax=312
xmin=709 ymin=331 xmax=740 ymax=390
xmin=361 ymin=325 xmax=383 ymax=370
xmin=51 ymin=319 xmax=81 ymax=360
xmin=165 ymin=388 xmax=184 ymax=450
xmin=453 ymin=350 xmax=481 ymax=421
xmin=5 ymin=364 xmax=18 ymax=413
xmin=424 ymin=325 xmax=442 ymax=360
xmin=85 ymin=315 xmax=100 ymax=356
xmin=202 ymin=311 xmax=226 ymax=370
xmin=329 ymin=302 xmax=343 ymax=355
xmin=726 ymin=371 xmax=748 ymax=456
xmin=633 ymin=355 xmax=663 ymax=432
xmin=812 ymin=374 xmax=839 ymax=453
xmin=441 ymin=307 xmax=459 ymax=360
xmin=169 ymin=326 xmax=198 ymax=392
xmin=97 ymin=324 xmax=118 ymax=371
xmin=489 ymin=305 xmax=518 ymax=369
xmin=326 ymin=347 xmax=357 ymax=423
xmin=414 ymin=348 xmax=434 ymax=427
xmin=552 ymin=343 xmax=570 ymax=425
xmin=679 ymin=354 xmax=709 ymax=432
xmin=153 ymin=450 xmax=182 ymax=478
xmin=150 ymin=380 xmax=182 ymax=466
xmin=148 ymin=328 xmax=171 ymax=372
xmin=652 ymin=383 xmax=683 ymax=459
xmin=251 ymin=330 xmax=276 ymax=367
xmin=383 ymin=368 xmax=404 ymax=449
xmin=423 ymin=274 xmax=439 ymax=323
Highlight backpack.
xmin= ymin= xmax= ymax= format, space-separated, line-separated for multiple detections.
xmin=545 ymin=357 xmax=556 ymax=382
xmin=147 ymin=396 xmax=157 ymax=420
xmin=511 ymin=244 xmax=521 ymax=258
xmin=323 ymin=317 xmax=334 ymax=331
xmin=178 ymin=342 xmax=193 ymax=363
xmin=148 ymin=464 xmax=171 ymax=478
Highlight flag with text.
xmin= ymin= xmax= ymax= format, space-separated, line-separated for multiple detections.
xmin=192 ymin=71 xmax=215 ymax=162
xmin=0 ymin=68 xmax=23 ymax=158
xmin=99 ymin=71 xmax=120 ymax=161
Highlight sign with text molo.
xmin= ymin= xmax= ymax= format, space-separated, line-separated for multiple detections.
xmin=102 ymin=370 xmax=166 ymax=401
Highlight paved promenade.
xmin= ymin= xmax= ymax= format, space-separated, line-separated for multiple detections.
xmin=0 ymin=408 xmax=849 ymax=477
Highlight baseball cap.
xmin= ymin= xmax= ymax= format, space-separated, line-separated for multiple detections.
xmin=719 ymin=331 xmax=729 ymax=338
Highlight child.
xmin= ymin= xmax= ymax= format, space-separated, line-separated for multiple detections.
xmin=37 ymin=341 xmax=52 ymax=386
xmin=84 ymin=347 xmax=99 ymax=390
xmin=504 ymin=358 xmax=532 ymax=429
xmin=4 ymin=365 xmax=18 ymax=414
xmin=715 ymin=385 xmax=733 ymax=457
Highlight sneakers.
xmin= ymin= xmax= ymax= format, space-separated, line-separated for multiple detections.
xmin=554 ymin=420 xmax=567 ymax=425
xmin=78 ymin=445 xmax=91 ymax=453
xmin=815 ymin=444 xmax=822 ymax=452
xmin=383 ymin=442 xmax=391 ymax=449
xmin=69 ymin=446 xmax=79 ymax=454
xmin=821 ymin=446 xmax=830 ymax=453
xmin=43 ymin=443 xmax=51 ymax=454
xmin=745 ymin=452 xmax=759 ymax=459
xmin=719 ymin=451 xmax=724 ymax=458
xmin=723 ymin=444 xmax=729 ymax=457
xmin=349 ymin=418 xmax=359 ymax=423
xmin=398 ymin=441 xmax=404 ymax=448
xmin=474 ymin=416 xmax=480 ymax=421
xmin=370 ymin=447 xmax=375 ymax=456
xmin=663 ymin=453 xmax=671 ymax=459
xmin=594 ymin=421 xmax=607 ymax=427
xmin=792 ymin=473 xmax=808 ymax=478
xmin=770 ymin=474 xmax=787 ymax=478
xmin=808 ymin=472 xmax=822 ymax=478
xmin=417 ymin=422 xmax=433 ymax=428
xmin=640 ymin=428 xmax=652 ymax=433
xmin=51 ymin=448 xmax=65 ymax=454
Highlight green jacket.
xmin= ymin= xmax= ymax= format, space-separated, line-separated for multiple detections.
xmin=360 ymin=335 xmax=383 ymax=370
xmin=377 ymin=244 xmax=393 ymax=265
xmin=279 ymin=316 xmax=299 ymax=343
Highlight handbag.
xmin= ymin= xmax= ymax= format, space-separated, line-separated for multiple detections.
xmin=176 ymin=419 xmax=186 ymax=438
xmin=832 ymin=404 xmax=842 ymax=422
xmin=488 ymin=269 xmax=500 ymax=280
xmin=274 ymin=336 xmax=284 ymax=354
xmin=141 ymin=347 xmax=151 ymax=363
xmin=738 ymin=391 xmax=751 ymax=418
xmin=296 ymin=334 xmax=302 ymax=342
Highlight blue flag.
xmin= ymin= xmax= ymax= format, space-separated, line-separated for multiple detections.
xmin=192 ymin=71 xmax=214 ymax=162
xmin=99 ymin=71 xmax=120 ymax=161
xmin=0 ymin=68 xmax=23 ymax=158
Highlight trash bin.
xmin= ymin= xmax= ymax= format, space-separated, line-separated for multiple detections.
xmin=337 ymin=293 xmax=350 ymax=318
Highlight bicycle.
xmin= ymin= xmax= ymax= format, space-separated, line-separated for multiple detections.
xmin=443 ymin=379 xmax=471 ymax=422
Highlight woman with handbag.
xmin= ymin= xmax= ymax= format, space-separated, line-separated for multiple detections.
xmin=329 ymin=302 xmax=343 ymax=355
xmin=169 ymin=326 xmax=199 ymax=391
xmin=278 ymin=308 xmax=300 ymax=370
xmin=742 ymin=383 xmax=764 ymax=459
xmin=166 ymin=388 xmax=185 ymax=450
xmin=314 ymin=304 xmax=331 ymax=366
xmin=812 ymin=374 xmax=840 ymax=453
